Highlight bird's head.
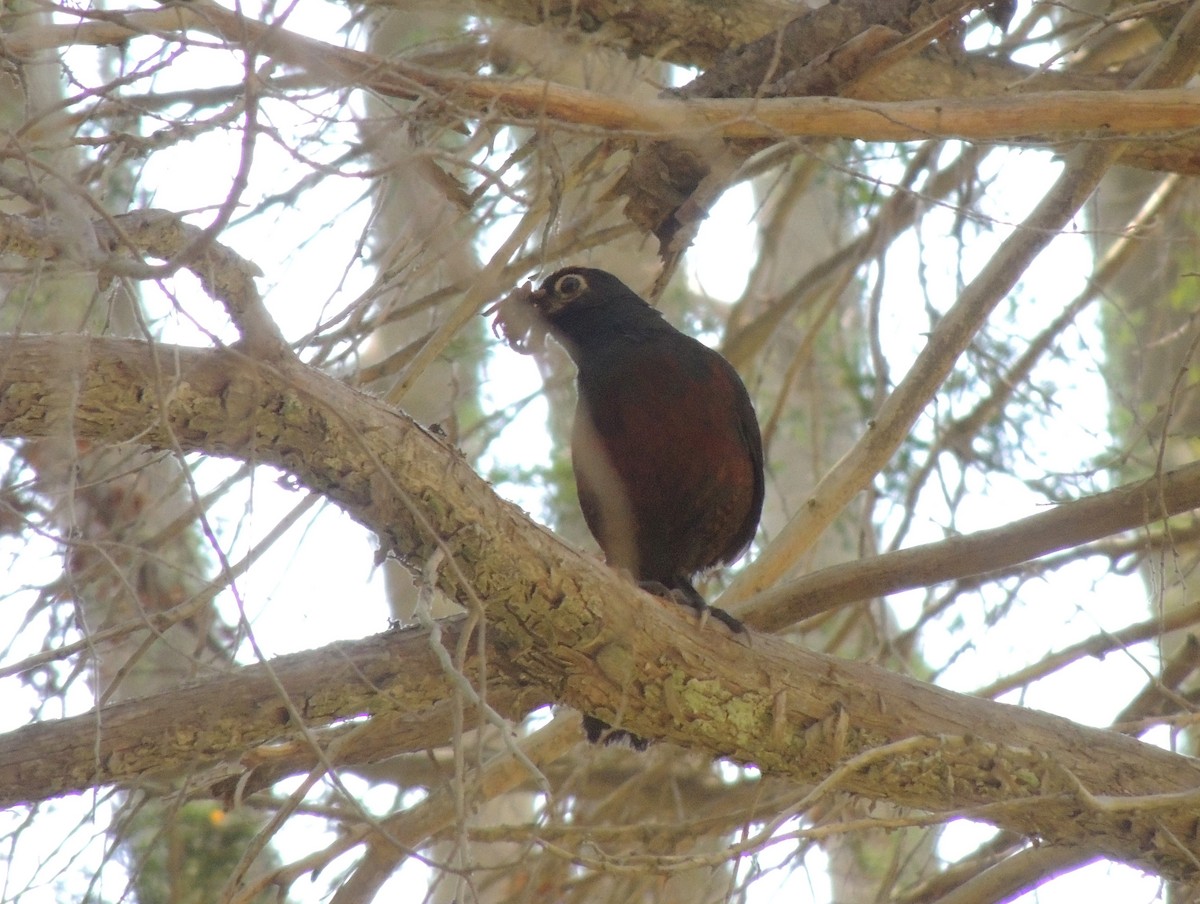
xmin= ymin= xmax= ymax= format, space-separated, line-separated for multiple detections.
xmin=528 ymin=268 xmax=639 ymax=318
xmin=488 ymin=267 xmax=659 ymax=357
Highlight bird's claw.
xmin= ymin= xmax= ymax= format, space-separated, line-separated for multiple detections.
xmin=706 ymin=605 xmax=746 ymax=634
xmin=637 ymin=580 xmax=745 ymax=633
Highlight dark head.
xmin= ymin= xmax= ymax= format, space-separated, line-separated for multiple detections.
xmin=528 ymin=267 xmax=669 ymax=360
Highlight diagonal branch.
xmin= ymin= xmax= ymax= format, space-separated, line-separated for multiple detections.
xmin=4 ymin=335 xmax=1200 ymax=879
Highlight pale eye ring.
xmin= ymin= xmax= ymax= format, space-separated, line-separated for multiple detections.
xmin=555 ymin=273 xmax=586 ymax=296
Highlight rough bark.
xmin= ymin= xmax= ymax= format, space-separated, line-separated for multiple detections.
xmin=5 ymin=335 xmax=1200 ymax=879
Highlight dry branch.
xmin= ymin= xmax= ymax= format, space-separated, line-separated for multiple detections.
xmin=8 ymin=7 xmax=1199 ymax=147
xmin=0 ymin=619 xmax=543 ymax=807
xmin=739 ymin=461 xmax=1200 ymax=631
xmin=723 ymin=142 xmax=1124 ymax=600
xmin=725 ymin=0 xmax=1200 ymax=601
xmin=4 ymin=336 xmax=1200 ymax=878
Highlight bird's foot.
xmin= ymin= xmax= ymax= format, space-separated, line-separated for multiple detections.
xmin=637 ymin=580 xmax=745 ymax=633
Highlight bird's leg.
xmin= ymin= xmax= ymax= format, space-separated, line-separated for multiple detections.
xmin=637 ymin=580 xmax=745 ymax=633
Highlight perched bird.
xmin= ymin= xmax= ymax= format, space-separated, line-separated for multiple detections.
xmin=491 ymin=266 xmax=765 ymax=744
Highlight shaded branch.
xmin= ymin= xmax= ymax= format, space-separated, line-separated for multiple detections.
xmin=470 ymin=0 xmax=792 ymax=69
xmin=676 ymin=0 xmax=983 ymax=98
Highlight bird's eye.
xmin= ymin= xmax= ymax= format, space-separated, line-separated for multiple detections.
xmin=555 ymin=273 xmax=586 ymax=296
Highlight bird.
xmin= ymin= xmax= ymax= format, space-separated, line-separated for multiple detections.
xmin=491 ymin=266 xmax=765 ymax=746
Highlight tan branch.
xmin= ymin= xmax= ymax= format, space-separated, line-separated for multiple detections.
xmin=0 ymin=208 xmax=286 ymax=359
xmin=738 ymin=462 xmax=1200 ymax=632
xmin=7 ymin=7 xmax=1200 ymax=147
xmin=976 ymin=597 xmax=1200 ymax=700
xmin=102 ymin=209 xmax=288 ymax=361
xmin=0 ymin=613 xmax=546 ymax=808
xmin=474 ymin=0 xmax=792 ymax=69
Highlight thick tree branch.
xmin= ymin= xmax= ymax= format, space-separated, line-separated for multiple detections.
xmin=676 ymin=0 xmax=983 ymax=99
xmin=8 ymin=8 xmax=1199 ymax=152
xmin=4 ymin=336 xmax=1200 ymax=878
xmin=468 ymin=0 xmax=793 ymax=70
xmin=0 ymin=619 xmax=546 ymax=808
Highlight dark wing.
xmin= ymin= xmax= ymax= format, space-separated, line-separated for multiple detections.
xmin=716 ymin=353 xmax=765 ymax=567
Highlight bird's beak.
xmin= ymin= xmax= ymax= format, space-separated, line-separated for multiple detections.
xmin=529 ymin=283 xmax=576 ymax=318
xmin=486 ymin=281 xmax=549 ymax=355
